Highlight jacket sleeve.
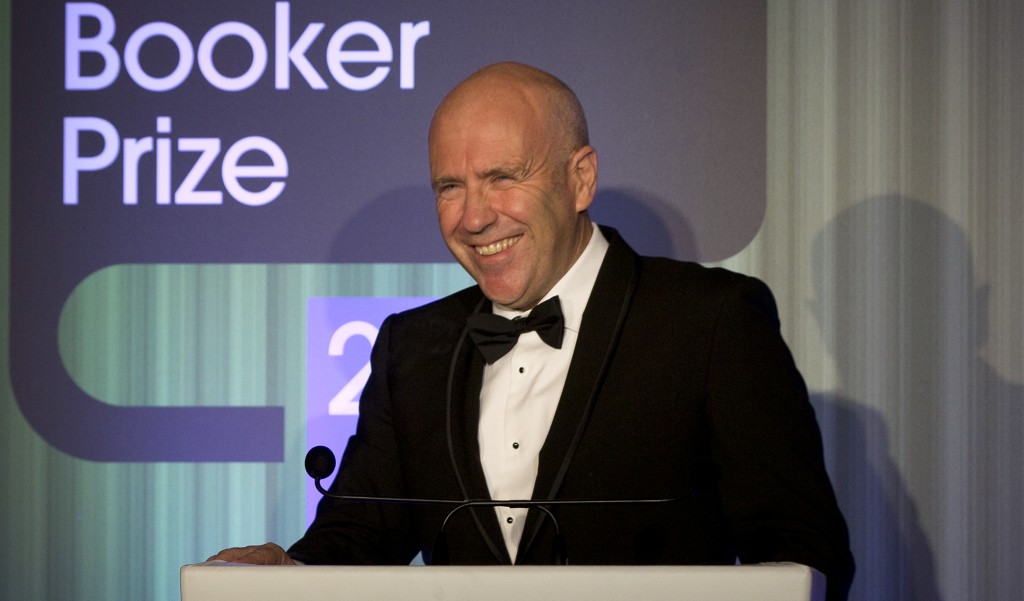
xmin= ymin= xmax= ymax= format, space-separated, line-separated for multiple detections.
xmin=705 ymin=276 xmax=855 ymax=600
xmin=287 ymin=315 xmax=420 ymax=565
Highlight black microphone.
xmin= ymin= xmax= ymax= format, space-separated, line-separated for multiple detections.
xmin=305 ymin=444 xmax=336 ymax=480
xmin=304 ymin=445 xmax=683 ymax=565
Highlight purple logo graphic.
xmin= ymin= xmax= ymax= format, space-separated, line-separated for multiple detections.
xmin=305 ymin=296 xmax=434 ymax=525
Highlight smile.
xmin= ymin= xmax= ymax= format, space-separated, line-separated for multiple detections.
xmin=474 ymin=235 xmax=522 ymax=256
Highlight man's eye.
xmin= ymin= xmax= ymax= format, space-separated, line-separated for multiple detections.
xmin=436 ymin=184 xmax=461 ymax=199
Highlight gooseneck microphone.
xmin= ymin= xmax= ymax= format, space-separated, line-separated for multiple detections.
xmin=304 ymin=445 xmax=684 ymax=565
xmin=305 ymin=444 xmax=338 ymax=480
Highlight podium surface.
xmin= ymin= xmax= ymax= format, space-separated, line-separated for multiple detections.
xmin=181 ymin=563 xmax=824 ymax=601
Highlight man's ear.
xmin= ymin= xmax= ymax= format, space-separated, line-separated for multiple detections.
xmin=570 ymin=145 xmax=598 ymax=212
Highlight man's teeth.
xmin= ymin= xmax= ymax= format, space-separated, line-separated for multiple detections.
xmin=475 ymin=236 xmax=521 ymax=256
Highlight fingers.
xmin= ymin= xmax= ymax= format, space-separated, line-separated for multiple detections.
xmin=207 ymin=542 xmax=295 ymax=565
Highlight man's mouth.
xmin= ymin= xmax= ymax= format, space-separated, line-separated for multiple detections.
xmin=474 ymin=235 xmax=522 ymax=256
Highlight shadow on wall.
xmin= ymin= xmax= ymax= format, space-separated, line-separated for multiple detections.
xmin=809 ymin=393 xmax=943 ymax=601
xmin=809 ymin=196 xmax=1023 ymax=600
xmin=329 ymin=186 xmax=697 ymax=263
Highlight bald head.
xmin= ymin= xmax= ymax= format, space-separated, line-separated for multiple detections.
xmin=429 ymin=62 xmax=589 ymax=157
xmin=427 ymin=62 xmax=599 ymax=310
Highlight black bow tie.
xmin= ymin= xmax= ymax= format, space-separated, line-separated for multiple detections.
xmin=466 ymin=296 xmax=565 ymax=364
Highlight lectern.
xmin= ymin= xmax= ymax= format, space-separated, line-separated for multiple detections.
xmin=181 ymin=563 xmax=824 ymax=600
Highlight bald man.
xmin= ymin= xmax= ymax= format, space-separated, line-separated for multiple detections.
xmin=211 ymin=63 xmax=854 ymax=600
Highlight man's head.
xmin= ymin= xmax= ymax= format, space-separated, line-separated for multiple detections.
xmin=429 ymin=62 xmax=598 ymax=311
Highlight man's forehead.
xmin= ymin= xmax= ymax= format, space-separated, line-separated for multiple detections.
xmin=436 ymin=92 xmax=539 ymax=135
xmin=430 ymin=121 xmax=551 ymax=177
xmin=431 ymin=103 xmax=540 ymax=151
xmin=430 ymin=142 xmax=530 ymax=181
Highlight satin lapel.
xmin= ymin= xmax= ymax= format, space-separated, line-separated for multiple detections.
xmin=446 ymin=298 xmax=510 ymax=564
xmin=518 ymin=228 xmax=641 ymax=560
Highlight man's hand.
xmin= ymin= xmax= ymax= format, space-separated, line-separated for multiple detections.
xmin=207 ymin=542 xmax=296 ymax=565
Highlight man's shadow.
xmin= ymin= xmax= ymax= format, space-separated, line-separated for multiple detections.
xmin=809 ymin=196 xmax=1023 ymax=600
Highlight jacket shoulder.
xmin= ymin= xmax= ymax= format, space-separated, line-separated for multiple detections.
xmin=631 ymin=257 xmax=782 ymax=330
xmin=377 ymin=285 xmax=484 ymax=351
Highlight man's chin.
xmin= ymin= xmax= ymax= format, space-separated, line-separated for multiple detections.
xmin=470 ymin=269 xmax=538 ymax=309
xmin=477 ymin=283 xmax=524 ymax=309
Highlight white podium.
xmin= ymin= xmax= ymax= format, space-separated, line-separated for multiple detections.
xmin=181 ymin=562 xmax=824 ymax=601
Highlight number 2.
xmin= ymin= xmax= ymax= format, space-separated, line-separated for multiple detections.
xmin=327 ymin=320 xmax=379 ymax=416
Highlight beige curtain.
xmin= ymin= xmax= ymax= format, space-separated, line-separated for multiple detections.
xmin=718 ymin=1 xmax=1024 ymax=598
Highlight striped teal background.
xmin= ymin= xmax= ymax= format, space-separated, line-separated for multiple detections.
xmin=6 ymin=262 xmax=471 ymax=600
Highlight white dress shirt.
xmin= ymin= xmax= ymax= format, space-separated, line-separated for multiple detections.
xmin=477 ymin=223 xmax=609 ymax=562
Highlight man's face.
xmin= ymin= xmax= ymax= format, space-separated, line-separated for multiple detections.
xmin=429 ymin=87 xmax=594 ymax=311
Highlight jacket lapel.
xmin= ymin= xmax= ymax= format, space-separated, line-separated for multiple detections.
xmin=445 ymin=296 xmax=511 ymax=564
xmin=518 ymin=228 xmax=641 ymax=560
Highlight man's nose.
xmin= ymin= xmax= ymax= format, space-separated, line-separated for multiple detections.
xmin=461 ymin=186 xmax=498 ymax=233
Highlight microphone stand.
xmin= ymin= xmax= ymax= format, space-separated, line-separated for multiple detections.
xmin=308 ymin=447 xmax=683 ymax=566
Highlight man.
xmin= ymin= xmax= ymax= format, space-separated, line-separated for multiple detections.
xmin=212 ymin=62 xmax=854 ymax=599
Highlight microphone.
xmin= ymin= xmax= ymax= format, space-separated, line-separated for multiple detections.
xmin=305 ymin=444 xmax=336 ymax=480
xmin=305 ymin=445 xmax=685 ymax=565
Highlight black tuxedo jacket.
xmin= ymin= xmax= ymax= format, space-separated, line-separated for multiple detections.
xmin=290 ymin=228 xmax=854 ymax=599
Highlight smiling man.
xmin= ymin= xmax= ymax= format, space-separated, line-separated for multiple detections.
xmin=429 ymin=63 xmax=596 ymax=311
xmin=212 ymin=62 xmax=854 ymax=601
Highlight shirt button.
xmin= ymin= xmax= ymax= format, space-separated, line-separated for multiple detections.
xmin=506 ymin=516 xmax=514 ymax=524
xmin=512 ymin=442 xmax=520 ymax=449
xmin=518 ymin=366 xmax=525 ymax=374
